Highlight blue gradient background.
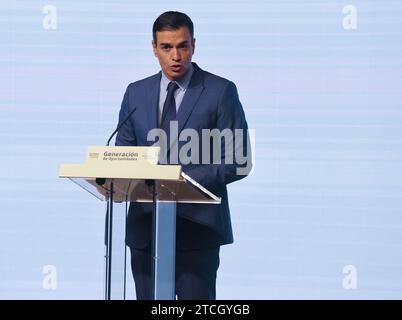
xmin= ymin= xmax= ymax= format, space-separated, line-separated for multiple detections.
xmin=1 ymin=0 xmax=402 ymax=299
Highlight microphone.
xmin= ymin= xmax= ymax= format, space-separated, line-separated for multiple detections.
xmin=106 ymin=106 xmax=137 ymax=146
xmin=97 ymin=106 xmax=136 ymax=186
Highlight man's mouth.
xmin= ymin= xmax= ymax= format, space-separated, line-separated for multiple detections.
xmin=170 ymin=65 xmax=183 ymax=72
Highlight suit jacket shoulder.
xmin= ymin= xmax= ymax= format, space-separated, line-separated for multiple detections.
xmin=126 ymin=63 xmax=235 ymax=94
xmin=199 ymin=68 xmax=232 ymax=87
xmin=194 ymin=63 xmax=237 ymax=94
xmin=126 ymin=71 xmax=161 ymax=92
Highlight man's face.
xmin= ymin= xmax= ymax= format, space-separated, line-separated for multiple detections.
xmin=152 ymin=26 xmax=195 ymax=81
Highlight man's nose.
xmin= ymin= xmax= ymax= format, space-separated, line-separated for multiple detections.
xmin=171 ymin=48 xmax=181 ymax=61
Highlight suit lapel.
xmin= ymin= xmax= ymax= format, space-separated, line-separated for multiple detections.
xmin=146 ymin=71 xmax=161 ymax=144
xmin=147 ymin=64 xmax=205 ymax=154
xmin=177 ymin=63 xmax=205 ymax=133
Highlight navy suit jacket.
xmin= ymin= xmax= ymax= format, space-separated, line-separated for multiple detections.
xmin=116 ymin=62 xmax=250 ymax=250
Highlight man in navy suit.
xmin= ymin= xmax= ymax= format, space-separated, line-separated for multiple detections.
xmin=115 ymin=11 xmax=251 ymax=299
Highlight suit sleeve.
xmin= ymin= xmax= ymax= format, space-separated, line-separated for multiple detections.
xmin=115 ymin=84 xmax=137 ymax=147
xmin=183 ymin=81 xmax=252 ymax=192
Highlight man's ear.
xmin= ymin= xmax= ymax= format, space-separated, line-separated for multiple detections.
xmin=152 ymin=40 xmax=157 ymax=57
xmin=192 ymin=38 xmax=196 ymax=54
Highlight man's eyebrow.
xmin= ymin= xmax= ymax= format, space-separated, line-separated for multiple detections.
xmin=159 ymin=41 xmax=189 ymax=47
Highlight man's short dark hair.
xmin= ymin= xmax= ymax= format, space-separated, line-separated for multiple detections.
xmin=152 ymin=11 xmax=194 ymax=43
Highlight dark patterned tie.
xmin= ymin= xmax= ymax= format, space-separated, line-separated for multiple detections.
xmin=160 ymin=81 xmax=179 ymax=151
xmin=160 ymin=81 xmax=179 ymax=163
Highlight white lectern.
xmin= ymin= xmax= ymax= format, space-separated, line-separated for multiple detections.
xmin=59 ymin=146 xmax=220 ymax=300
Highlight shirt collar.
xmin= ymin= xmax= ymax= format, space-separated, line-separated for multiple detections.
xmin=161 ymin=63 xmax=194 ymax=91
